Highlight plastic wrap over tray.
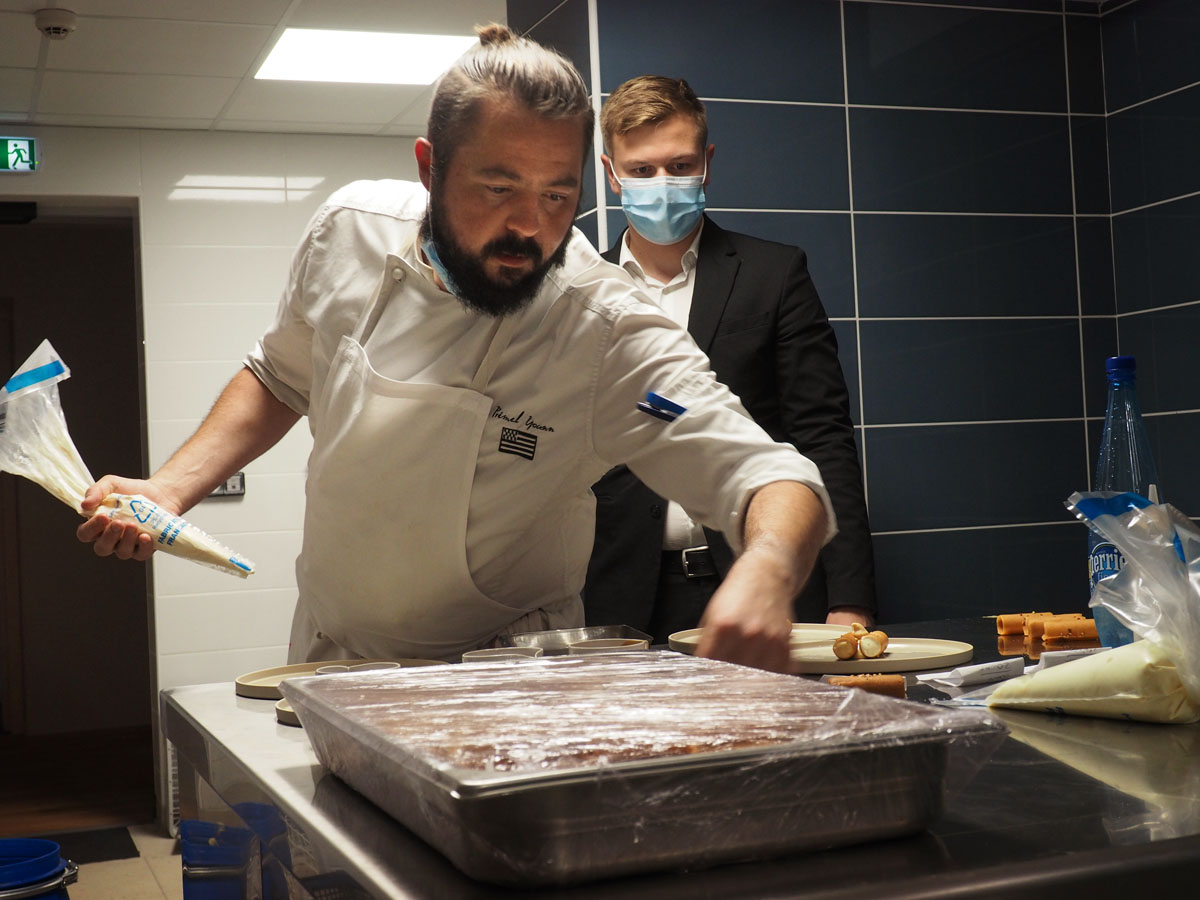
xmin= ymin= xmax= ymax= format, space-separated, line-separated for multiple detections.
xmin=281 ymin=651 xmax=1006 ymax=886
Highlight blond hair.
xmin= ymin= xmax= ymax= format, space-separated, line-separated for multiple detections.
xmin=427 ymin=24 xmax=593 ymax=167
xmin=601 ymin=75 xmax=707 ymax=153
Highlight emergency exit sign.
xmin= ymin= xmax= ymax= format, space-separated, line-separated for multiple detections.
xmin=1 ymin=138 xmax=38 ymax=172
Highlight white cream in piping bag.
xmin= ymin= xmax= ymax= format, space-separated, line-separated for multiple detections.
xmin=96 ymin=493 xmax=255 ymax=578
xmin=0 ymin=340 xmax=255 ymax=578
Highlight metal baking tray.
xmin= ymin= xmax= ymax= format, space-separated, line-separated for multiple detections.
xmin=281 ymin=652 xmax=1004 ymax=886
xmin=497 ymin=623 xmax=653 ymax=654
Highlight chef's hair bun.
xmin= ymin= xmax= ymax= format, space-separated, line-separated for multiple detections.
xmin=475 ymin=23 xmax=515 ymax=46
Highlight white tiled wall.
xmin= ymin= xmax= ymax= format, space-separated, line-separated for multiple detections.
xmin=1 ymin=125 xmax=419 ymax=694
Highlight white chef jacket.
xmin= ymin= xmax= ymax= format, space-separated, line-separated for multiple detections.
xmin=245 ymin=179 xmax=835 ymax=618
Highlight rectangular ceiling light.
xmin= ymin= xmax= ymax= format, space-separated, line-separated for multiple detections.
xmin=256 ymin=28 xmax=477 ymax=85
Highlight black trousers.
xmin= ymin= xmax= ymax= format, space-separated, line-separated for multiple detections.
xmin=646 ymin=550 xmax=719 ymax=644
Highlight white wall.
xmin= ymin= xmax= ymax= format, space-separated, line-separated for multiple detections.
xmin=1 ymin=125 xmax=419 ymax=695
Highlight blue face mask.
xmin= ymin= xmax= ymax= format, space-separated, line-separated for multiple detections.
xmin=616 ymin=164 xmax=707 ymax=245
xmin=420 ymin=232 xmax=463 ymax=298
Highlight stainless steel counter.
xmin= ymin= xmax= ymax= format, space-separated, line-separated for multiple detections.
xmin=163 ymin=618 xmax=1200 ymax=899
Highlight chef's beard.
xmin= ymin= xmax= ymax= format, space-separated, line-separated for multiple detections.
xmin=421 ymin=197 xmax=572 ymax=318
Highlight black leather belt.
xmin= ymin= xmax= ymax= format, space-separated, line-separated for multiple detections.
xmin=662 ymin=545 xmax=717 ymax=579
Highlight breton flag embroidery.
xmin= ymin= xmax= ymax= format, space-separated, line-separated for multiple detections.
xmin=499 ymin=427 xmax=537 ymax=460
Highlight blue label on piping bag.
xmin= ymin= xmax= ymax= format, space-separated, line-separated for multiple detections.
xmin=4 ymin=359 xmax=65 ymax=393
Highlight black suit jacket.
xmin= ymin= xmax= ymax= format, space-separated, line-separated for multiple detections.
xmin=583 ymin=216 xmax=876 ymax=628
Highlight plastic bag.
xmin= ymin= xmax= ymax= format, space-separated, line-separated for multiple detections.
xmin=0 ymin=340 xmax=255 ymax=578
xmin=0 ymin=339 xmax=92 ymax=510
xmin=1066 ymin=490 xmax=1200 ymax=707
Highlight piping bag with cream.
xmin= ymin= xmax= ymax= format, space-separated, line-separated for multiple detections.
xmin=0 ymin=340 xmax=255 ymax=578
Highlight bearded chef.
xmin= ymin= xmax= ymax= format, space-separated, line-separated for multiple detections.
xmin=76 ymin=25 xmax=836 ymax=674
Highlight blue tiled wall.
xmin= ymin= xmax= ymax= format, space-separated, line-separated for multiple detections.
xmin=1104 ymin=0 xmax=1200 ymax=528
xmin=509 ymin=0 xmax=1200 ymax=623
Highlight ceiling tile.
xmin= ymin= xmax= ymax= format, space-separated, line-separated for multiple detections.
xmin=0 ymin=11 xmax=42 ymax=67
xmin=287 ymin=0 xmax=506 ymax=33
xmin=214 ymin=120 xmax=381 ymax=135
xmin=40 ymin=1 xmax=294 ymax=26
xmin=32 ymin=112 xmax=213 ymax=130
xmin=0 ymin=67 xmax=35 ymax=115
xmin=38 ymin=71 xmax=238 ymax=119
xmin=46 ymin=18 xmax=275 ymax=77
xmin=0 ymin=0 xmax=513 ymax=136
xmin=221 ymin=81 xmax=428 ymax=126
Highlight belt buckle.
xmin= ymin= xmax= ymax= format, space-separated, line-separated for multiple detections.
xmin=680 ymin=545 xmax=712 ymax=579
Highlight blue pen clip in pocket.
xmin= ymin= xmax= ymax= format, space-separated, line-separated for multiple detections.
xmin=645 ymin=391 xmax=687 ymax=416
xmin=636 ymin=401 xmax=677 ymax=423
xmin=637 ymin=391 xmax=687 ymax=423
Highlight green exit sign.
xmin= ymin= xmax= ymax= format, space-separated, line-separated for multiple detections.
xmin=1 ymin=138 xmax=38 ymax=172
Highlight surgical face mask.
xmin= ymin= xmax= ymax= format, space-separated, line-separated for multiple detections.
xmin=615 ymin=163 xmax=707 ymax=245
xmin=420 ymin=231 xmax=464 ymax=299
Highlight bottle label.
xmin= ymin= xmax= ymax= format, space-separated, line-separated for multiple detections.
xmin=1088 ymin=541 xmax=1125 ymax=592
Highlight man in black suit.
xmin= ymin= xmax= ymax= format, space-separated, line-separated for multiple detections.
xmin=584 ymin=76 xmax=876 ymax=642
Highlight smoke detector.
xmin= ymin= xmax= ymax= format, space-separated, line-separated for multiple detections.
xmin=35 ymin=8 xmax=77 ymax=40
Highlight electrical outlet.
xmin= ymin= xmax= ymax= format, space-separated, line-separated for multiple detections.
xmin=210 ymin=471 xmax=245 ymax=497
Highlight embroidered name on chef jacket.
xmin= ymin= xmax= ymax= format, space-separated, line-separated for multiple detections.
xmin=499 ymin=427 xmax=537 ymax=460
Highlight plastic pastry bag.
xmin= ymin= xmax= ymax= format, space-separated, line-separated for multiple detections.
xmin=0 ymin=340 xmax=255 ymax=578
xmin=987 ymin=492 xmax=1200 ymax=723
xmin=1071 ymin=492 xmax=1200 ymax=699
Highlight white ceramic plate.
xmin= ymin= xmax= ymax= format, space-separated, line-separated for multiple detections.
xmin=668 ymin=623 xmax=847 ymax=654
xmin=669 ymin=624 xmax=973 ymax=674
xmin=235 ymin=657 xmax=447 ymax=700
xmin=789 ymin=637 xmax=974 ymax=674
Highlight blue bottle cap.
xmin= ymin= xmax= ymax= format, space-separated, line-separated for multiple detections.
xmin=1106 ymin=355 xmax=1136 ymax=374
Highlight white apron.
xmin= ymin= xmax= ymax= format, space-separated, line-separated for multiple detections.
xmin=288 ymin=250 xmax=574 ymax=663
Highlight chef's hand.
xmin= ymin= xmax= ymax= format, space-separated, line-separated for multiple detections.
xmin=826 ymin=606 xmax=874 ymax=629
xmin=694 ymin=481 xmax=828 ymax=674
xmin=76 ymin=475 xmax=179 ymax=561
xmin=695 ymin=551 xmax=796 ymax=673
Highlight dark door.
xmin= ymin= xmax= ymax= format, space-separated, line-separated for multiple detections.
xmin=0 ymin=211 xmax=154 ymax=833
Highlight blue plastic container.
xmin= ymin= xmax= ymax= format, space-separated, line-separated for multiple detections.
xmin=0 ymin=839 xmax=76 ymax=899
xmin=179 ymin=820 xmax=253 ymax=900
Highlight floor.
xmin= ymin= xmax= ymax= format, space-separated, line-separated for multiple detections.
xmin=72 ymin=823 xmax=183 ymax=900
xmin=0 ymin=726 xmax=155 ymax=835
xmin=0 ymin=725 xmax=180 ymax=897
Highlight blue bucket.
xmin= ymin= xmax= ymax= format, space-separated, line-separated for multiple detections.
xmin=0 ymin=839 xmax=76 ymax=899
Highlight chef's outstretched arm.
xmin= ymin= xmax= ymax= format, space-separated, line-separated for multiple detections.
xmin=76 ymin=367 xmax=300 ymax=560
xmin=694 ymin=480 xmax=828 ymax=673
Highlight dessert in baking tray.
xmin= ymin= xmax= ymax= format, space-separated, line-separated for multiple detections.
xmin=286 ymin=652 xmax=975 ymax=776
xmin=282 ymin=651 xmax=1005 ymax=886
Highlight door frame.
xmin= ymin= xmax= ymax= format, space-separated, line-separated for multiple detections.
xmin=0 ymin=297 xmax=25 ymax=734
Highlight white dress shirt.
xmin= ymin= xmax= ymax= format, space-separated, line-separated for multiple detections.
xmin=618 ymin=224 xmax=710 ymax=551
